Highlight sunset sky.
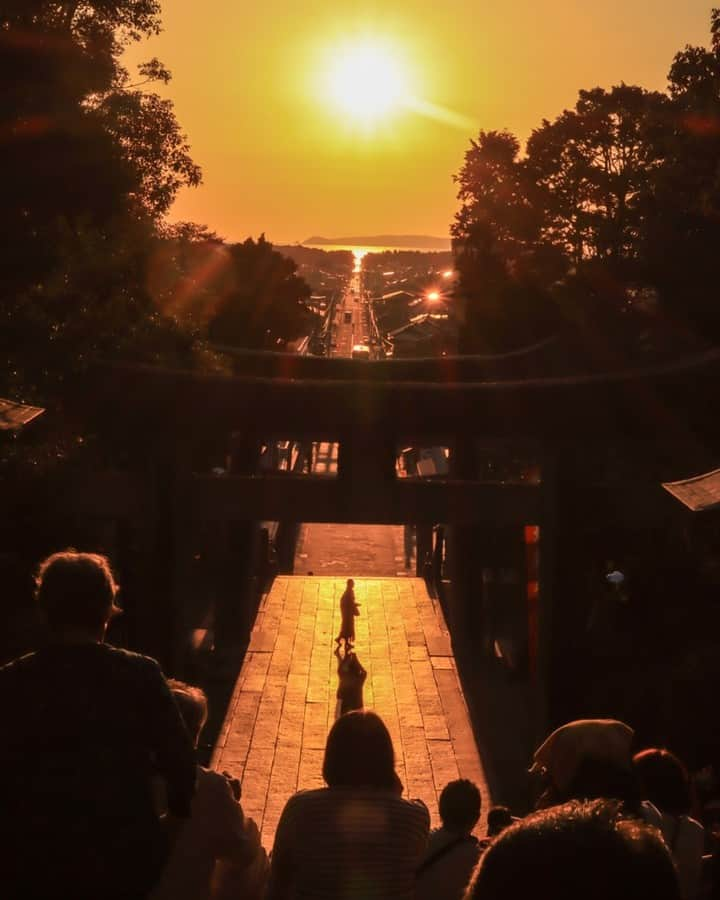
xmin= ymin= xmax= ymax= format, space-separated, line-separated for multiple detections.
xmin=125 ymin=2 xmax=713 ymax=244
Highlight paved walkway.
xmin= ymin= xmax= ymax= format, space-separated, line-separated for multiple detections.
xmin=212 ymin=576 xmax=490 ymax=850
xmin=297 ymin=438 xmax=417 ymax=577
xmin=295 ymin=522 xmax=414 ymax=576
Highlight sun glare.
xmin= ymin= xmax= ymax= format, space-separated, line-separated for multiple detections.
xmin=324 ymin=40 xmax=410 ymax=125
xmin=352 ymin=249 xmax=367 ymax=272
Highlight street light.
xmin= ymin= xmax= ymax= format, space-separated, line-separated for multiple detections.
xmin=426 ymin=290 xmax=441 ymax=302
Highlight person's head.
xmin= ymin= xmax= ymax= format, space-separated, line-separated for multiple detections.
xmin=486 ymin=805 xmax=515 ymax=837
xmin=35 ymin=550 xmax=121 ymax=638
xmin=530 ymin=719 xmax=639 ymax=809
xmin=323 ymin=710 xmax=401 ymax=793
xmin=464 ymin=799 xmax=680 ymax=900
xmin=168 ymin=679 xmax=208 ymax=748
xmin=347 ymin=578 xmax=354 ymax=589
xmin=439 ymin=779 xmax=482 ymax=834
xmin=633 ymin=748 xmax=692 ymax=817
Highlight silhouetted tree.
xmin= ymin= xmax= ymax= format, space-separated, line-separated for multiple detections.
xmin=0 ymin=1 xmax=202 ymax=404
xmin=526 ymin=85 xmax=666 ymax=269
xmin=452 ymin=13 xmax=720 ymax=358
xmin=93 ymin=60 xmax=201 ymax=220
xmin=206 ymin=237 xmax=315 ymax=350
xmin=642 ymin=8 xmax=720 ymax=339
xmin=452 ymin=131 xmax=565 ymax=351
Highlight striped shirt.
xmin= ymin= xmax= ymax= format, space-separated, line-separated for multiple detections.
xmin=267 ymin=787 xmax=430 ymax=900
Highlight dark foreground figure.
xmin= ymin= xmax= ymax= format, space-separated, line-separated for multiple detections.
xmin=267 ymin=710 xmax=429 ymax=899
xmin=0 ymin=552 xmax=196 ymax=900
xmin=151 ymin=680 xmax=268 ymax=900
xmin=416 ymin=779 xmax=482 ymax=900
xmin=464 ymin=798 xmax=681 ymax=900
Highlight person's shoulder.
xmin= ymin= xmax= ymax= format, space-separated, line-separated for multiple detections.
xmin=678 ymin=814 xmax=705 ymax=841
xmin=193 ymin=766 xmax=242 ymax=810
xmin=426 ymin=826 xmax=449 ymax=852
xmin=0 ymin=649 xmax=39 ymax=679
xmin=196 ymin=766 xmax=234 ymax=796
xmin=277 ymin=787 xmax=330 ymax=823
xmin=640 ymin=799 xmax=664 ymax=829
xmin=101 ymin=643 xmax=162 ymax=671
xmin=285 ymin=787 xmax=330 ymax=806
xmin=393 ymin=794 xmax=431 ymax=825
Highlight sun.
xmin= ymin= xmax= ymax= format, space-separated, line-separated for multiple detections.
xmin=323 ymin=40 xmax=410 ymax=125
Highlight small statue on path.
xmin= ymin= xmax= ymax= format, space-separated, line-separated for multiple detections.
xmin=335 ymin=578 xmax=360 ymax=649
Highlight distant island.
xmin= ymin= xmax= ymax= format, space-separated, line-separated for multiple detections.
xmin=303 ymin=234 xmax=451 ymax=250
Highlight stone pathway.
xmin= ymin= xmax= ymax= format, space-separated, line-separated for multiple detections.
xmin=295 ymin=523 xmax=414 ymax=576
xmin=212 ymin=576 xmax=490 ymax=851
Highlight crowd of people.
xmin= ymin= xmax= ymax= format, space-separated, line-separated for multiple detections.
xmin=1 ymin=550 xmax=718 ymax=899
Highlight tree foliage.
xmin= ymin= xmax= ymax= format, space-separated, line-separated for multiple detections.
xmin=206 ymin=237 xmax=315 ymax=350
xmin=644 ymin=8 xmax=720 ymax=336
xmin=146 ymin=230 xmax=316 ymax=351
xmin=0 ymin=1 xmax=200 ymax=405
xmin=453 ymin=11 xmax=720 ymax=356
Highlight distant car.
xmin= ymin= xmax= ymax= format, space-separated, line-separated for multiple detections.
xmin=351 ymin=344 xmax=371 ymax=360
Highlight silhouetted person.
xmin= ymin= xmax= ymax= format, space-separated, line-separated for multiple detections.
xmin=464 ymin=799 xmax=680 ymax=900
xmin=335 ymin=646 xmax=367 ymax=716
xmin=633 ymin=748 xmax=705 ymax=899
xmin=477 ymin=805 xmax=519 ymax=852
xmin=335 ymin=578 xmax=359 ymax=649
xmin=486 ymin=805 xmax=517 ymax=838
xmin=151 ymin=680 xmax=268 ymax=900
xmin=417 ymin=779 xmax=482 ymax=900
xmin=529 ymin=718 xmax=645 ymax=814
xmin=0 ymin=551 xmax=196 ymax=900
xmin=267 ymin=710 xmax=429 ymax=899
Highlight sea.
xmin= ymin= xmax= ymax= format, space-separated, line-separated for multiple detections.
xmin=302 ymin=243 xmax=451 ymax=254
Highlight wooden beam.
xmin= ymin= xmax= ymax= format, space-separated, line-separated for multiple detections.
xmin=84 ymin=351 xmax=720 ymax=445
xmin=185 ymin=475 xmax=542 ymax=525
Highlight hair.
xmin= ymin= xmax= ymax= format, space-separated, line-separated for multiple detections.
xmin=35 ymin=550 xmax=119 ymax=631
xmin=167 ymin=679 xmax=208 ymax=745
xmin=633 ymin=748 xmax=692 ymax=817
xmin=465 ymin=799 xmax=680 ymax=900
xmin=487 ymin=805 xmax=514 ymax=837
xmin=439 ymin=779 xmax=482 ymax=833
xmin=322 ymin=710 xmax=401 ymax=792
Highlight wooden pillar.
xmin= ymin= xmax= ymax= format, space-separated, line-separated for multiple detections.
xmin=141 ymin=445 xmax=191 ymax=674
xmin=447 ymin=437 xmax=484 ymax=644
xmin=214 ymin=520 xmax=258 ymax=654
xmin=416 ymin=523 xmax=433 ymax=578
xmin=213 ymin=432 xmax=262 ymax=656
xmin=536 ymin=448 xmax=561 ymax=744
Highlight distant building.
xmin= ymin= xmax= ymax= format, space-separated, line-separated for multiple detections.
xmin=387 ymin=314 xmax=458 ymax=359
xmin=374 ymin=291 xmax=420 ymax=332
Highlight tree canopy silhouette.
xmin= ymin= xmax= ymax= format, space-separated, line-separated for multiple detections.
xmin=452 ymin=10 xmax=720 ymax=358
xmin=146 ymin=230 xmax=316 ymax=351
xmin=205 ymin=237 xmax=315 ymax=350
xmin=0 ymin=1 xmax=201 ymax=404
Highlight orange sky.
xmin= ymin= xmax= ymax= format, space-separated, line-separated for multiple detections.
xmin=125 ymin=2 xmax=713 ymax=243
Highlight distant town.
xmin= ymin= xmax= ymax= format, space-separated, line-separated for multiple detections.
xmin=277 ymin=244 xmax=456 ymax=358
